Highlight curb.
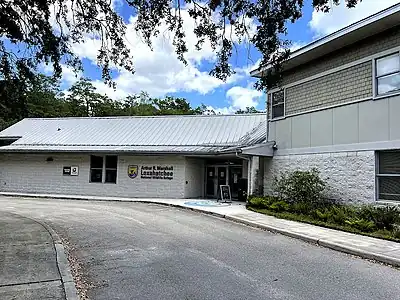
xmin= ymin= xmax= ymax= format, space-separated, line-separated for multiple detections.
xmin=3 ymin=193 xmax=400 ymax=268
xmin=7 ymin=212 xmax=79 ymax=300
xmin=224 ymin=215 xmax=400 ymax=268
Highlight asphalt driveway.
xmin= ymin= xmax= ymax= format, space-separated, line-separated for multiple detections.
xmin=1 ymin=197 xmax=400 ymax=300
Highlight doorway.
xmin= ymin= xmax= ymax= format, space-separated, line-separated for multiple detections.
xmin=205 ymin=165 xmax=243 ymax=199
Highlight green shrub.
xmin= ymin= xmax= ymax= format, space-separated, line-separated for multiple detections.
xmin=313 ymin=208 xmax=331 ymax=222
xmin=358 ymin=205 xmax=400 ymax=230
xmin=329 ymin=205 xmax=356 ymax=225
xmin=393 ymin=227 xmax=400 ymax=240
xmin=290 ymin=202 xmax=313 ymax=215
xmin=247 ymin=196 xmax=277 ymax=209
xmin=345 ymin=218 xmax=376 ymax=232
xmin=272 ymin=168 xmax=326 ymax=206
xmin=269 ymin=200 xmax=290 ymax=212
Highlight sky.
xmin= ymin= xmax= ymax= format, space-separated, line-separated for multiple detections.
xmin=43 ymin=0 xmax=400 ymax=114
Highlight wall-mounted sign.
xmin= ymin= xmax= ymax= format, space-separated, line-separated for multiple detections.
xmin=140 ymin=165 xmax=174 ymax=180
xmin=220 ymin=185 xmax=232 ymax=203
xmin=71 ymin=166 xmax=79 ymax=176
xmin=63 ymin=166 xmax=79 ymax=176
xmin=128 ymin=165 xmax=138 ymax=179
xmin=63 ymin=166 xmax=71 ymax=176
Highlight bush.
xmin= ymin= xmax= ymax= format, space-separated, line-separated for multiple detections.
xmin=290 ymin=202 xmax=313 ymax=215
xmin=345 ymin=218 xmax=376 ymax=232
xmin=247 ymin=196 xmax=277 ymax=209
xmin=272 ymin=168 xmax=326 ymax=206
xmin=329 ymin=205 xmax=356 ymax=225
xmin=269 ymin=200 xmax=290 ymax=212
xmin=358 ymin=205 xmax=400 ymax=231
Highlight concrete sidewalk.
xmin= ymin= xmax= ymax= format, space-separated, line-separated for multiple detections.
xmin=2 ymin=192 xmax=400 ymax=268
xmin=0 ymin=211 xmax=77 ymax=300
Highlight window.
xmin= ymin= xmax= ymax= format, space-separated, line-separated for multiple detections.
xmin=90 ymin=155 xmax=118 ymax=184
xmin=377 ymin=151 xmax=400 ymax=201
xmin=375 ymin=53 xmax=400 ymax=96
xmin=105 ymin=156 xmax=118 ymax=183
xmin=271 ymin=90 xmax=285 ymax=119
xmin=90 ymin=155 xmax=103 ymax=183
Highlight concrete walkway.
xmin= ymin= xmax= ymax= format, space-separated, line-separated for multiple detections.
xmin=0 ymin=211 xmax=78 ymax=300
xmin=2 ymin=192 xmax=400 ymax=268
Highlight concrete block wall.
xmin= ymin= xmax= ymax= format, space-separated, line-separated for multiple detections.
xmin=0 ymin=153 xmax=186 ymax=198
xmin=264 ymin=151 xmax=376 ymax=203
xmin=285 ymin=62 xmax=372 ymax=115
xmin=184 ymin=158 xmax=204 ymax=198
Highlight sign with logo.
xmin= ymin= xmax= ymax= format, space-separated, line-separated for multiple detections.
xmin=128 ymin=165 xmax=138 ymax=179
xmin=71 ymin=166 xmax=79 ymax=176
xmin=63 ymin=166 xmax=79 ymax=176
xmin=140 ymin=165 xmax=174 ymax=180
xmin=63 ymin=166 xmax=71 ymax=176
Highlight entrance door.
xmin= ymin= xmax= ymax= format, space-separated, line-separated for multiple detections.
xmin=229 ymin=167 xmax=243 ymax=199
xmin=217 ymin=167 xmax=228 ymax=199
xmin=206 ymin=166 xmax=228 ymax=199
xmin=206 ymin=167 xmax=216 ymax=198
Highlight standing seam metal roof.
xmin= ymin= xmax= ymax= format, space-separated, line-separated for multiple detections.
xmin=0 ymin=114 xmax=267 ymax=154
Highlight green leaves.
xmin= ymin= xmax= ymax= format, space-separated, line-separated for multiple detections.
xmin=0 ymin=0 xmax=362 ymax=90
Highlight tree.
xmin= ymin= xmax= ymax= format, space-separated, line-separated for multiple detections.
xmin=1 ymin=0 xmax=361 ymax=91
xmin=25 ymin=75 xmax=68 ymax=118
xmin=66 ymin=78 xmax=110 ymax=117
xmin=235 ymin=107 xmax=262 ymax=114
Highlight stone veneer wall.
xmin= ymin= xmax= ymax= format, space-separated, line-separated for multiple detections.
xmin=264 ymin=151 xmax=376 ymax=203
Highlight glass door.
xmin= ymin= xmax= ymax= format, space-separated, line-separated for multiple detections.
xmin=229 ymin=166 xmax=243 ymax=199
xmin=206 ymin=167 xmax=216 ymax=198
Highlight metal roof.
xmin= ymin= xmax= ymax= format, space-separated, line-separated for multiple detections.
xmin=251 ymin=3 xmax=400 ymax=77
xmin=0 ymin=114 xmax=267 ymax=154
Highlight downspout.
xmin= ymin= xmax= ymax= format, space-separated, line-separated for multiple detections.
xmin=266 ymin=91 xmax=270 ymax=143
xmin=236 ymin=150 xmax=251 ymax=201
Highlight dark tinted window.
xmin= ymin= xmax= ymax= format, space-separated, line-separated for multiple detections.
xmin=90 ymin=169 xmax=103 ymax=183
xmin=105 ymin=156 xmax=118 ymax=169
xmin=90 ymin=155 xmax=103 ymax=169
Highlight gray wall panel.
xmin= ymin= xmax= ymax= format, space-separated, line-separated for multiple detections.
xmin=271 ymin=97 xmax=399 ymax=151
xmin=310 ymin=109 xmax=333 ymax=147
xmin=275 ymin=118 xmax=292 ymax=149
xmin=268 ymin=121 xmax=276 ymax=142
xmin=291 ymin=114 xmax=311 ymax=148
xmin=389 ymin=95 xmax=400 ymax=140
xmin=333 ymin=104 xmax=359 ymax=145
xmin=359 ymin=98 xmax=389 ymax=143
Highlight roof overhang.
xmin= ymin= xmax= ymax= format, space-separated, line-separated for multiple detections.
xmin=241 ymin=142 xmax=275 ymax=157
xmin=0 ymin=144 xmax=247 ymax=156
xmin=251 ymin=4 xmax=400 ymax=77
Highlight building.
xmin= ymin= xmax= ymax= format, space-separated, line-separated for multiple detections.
xmin=250 ymin=3 xmax=400 ymax=203
xmin=0 ymin=114 xmax=271 ymax=199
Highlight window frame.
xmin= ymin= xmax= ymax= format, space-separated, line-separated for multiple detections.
xmin=104 ymin=155 xmax=118 ymax=184
xmin=376 ymin=150 xmax=400 ymax=202
xmin=270 ymin=89 xmax=285 ymax=120
xmin=374 ymin=52 xmax=400 ymax=98
xmin=89 ymin=155 xmax=104 ymax=183
xmin=89 ymin=155 xmax=118 ymax=184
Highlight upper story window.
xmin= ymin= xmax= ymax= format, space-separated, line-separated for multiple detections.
xmin=90 ymin=155 xmax=118 ymax=184
xmin=375 ymin=53 xmax=400 ymax=96
xmin=271 ymin=90 xmax=285 ymax=119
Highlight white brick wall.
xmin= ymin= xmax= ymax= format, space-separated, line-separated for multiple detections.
xmin=264 ymin=151 xmax=376 ymax=203
xmin=0 ymin=153 xmax=186 ymax=198
xmin=184 ymin=158 xmax=204 ymax=198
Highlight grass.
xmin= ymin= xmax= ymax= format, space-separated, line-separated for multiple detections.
xmin=247 ymin=206 xmax=400 ymax=243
